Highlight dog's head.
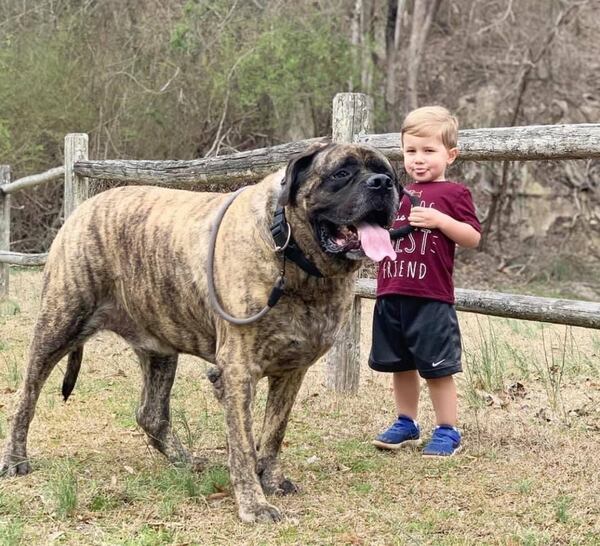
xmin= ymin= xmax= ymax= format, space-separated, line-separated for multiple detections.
xmin=279 ymin=142 xmax=400 ymax=264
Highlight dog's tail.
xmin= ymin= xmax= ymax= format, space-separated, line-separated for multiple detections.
xmin=62 ymin=346 xmax=83 ymax=401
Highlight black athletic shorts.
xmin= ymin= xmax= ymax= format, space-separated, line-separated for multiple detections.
xmin=368 ymin=294 xmax=462 ymax=379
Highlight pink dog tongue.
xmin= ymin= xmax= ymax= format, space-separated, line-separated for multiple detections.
xmin=357 ymin=223 xmax=396 ymax=262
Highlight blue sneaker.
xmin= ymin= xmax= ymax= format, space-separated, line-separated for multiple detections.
xmin=373 ymin=415 xmax=421 ymax=450
xmin=422 ymin=425 xmax=462 ymax=457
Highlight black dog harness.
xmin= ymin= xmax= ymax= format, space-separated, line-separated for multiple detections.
xmin=270 ymin=206 xmax=323 ymax=278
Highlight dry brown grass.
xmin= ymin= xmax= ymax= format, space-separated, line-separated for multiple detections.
xmin=1 ymin=269 xmax=599 ymax=545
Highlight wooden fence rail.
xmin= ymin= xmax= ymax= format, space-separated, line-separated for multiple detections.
xmin=0 ymin=93 xmax=598 ymax=393
xmin=355 ymin=279 xmax=600 ymax=330
xmin=0 ymin=167 xmax=64 ymax=195
xmin=71 ymin=124 xmax=600 ymax=186
xmin=358 ymin=124 xmax=600 ymax=161
xmin=0 ymin=252 xmax=48 ymax=266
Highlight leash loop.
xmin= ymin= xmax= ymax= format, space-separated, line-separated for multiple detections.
xmin=207 ymin=187 xmax=287 ymax=325
xmin=274 ymin=222 xmax=292 ymax=252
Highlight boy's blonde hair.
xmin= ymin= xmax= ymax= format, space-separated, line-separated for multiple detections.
xmin=401 ymin=106 xmax=458 ymax=149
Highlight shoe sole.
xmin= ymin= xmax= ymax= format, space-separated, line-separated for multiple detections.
xmin=422 ymin=444 xmax=463 ymax=458
xmin=372 ymin=439 xmax=422 ymax=450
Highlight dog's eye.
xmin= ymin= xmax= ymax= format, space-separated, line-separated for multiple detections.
xmin=332 ymin=170 xmax=351 ymax=179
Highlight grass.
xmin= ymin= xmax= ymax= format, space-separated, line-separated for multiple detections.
xmin=44 ymin=459 xmax=79 ymax=519
xmin=1 ymin=351 xmax=22 ymax=393
xmin=0 ymin=518 xmax=24 ymax=546
xmin=0 ymin=270 xmax=599 ymax=545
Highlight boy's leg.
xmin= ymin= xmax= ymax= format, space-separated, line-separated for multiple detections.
xmin=425 ymin=375 xmax=457 ymax=427
xmin=403 ymin=298 xmax=462 ymax=457
xmin=369 ymin=296 xmax=421 ymax=450
xmin=393 ymin=370 xmax=421 ymax=420
xmin=423 ymin=375 xmax=461 ymax=457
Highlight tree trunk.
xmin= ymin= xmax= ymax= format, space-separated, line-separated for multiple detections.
xmin=384 ymin=0 xmax=406 ymax=125
xmin=404 ymin=0 xmax=440 ymax=113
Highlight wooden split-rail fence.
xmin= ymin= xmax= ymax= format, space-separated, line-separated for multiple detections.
xmin=1 ymin=93 xmax=599 ymax=392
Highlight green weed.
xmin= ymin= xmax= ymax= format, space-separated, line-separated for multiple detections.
xmin=158 ymin=497 xmax=178 ymax=519
xmin=158 ymin=466 xmax=202 ymax=499
xmin=465 ymin=316 xmax=506 ymax=393
xmin=517 ymin=478 xmax=534 ymax=495
xmin=0 ymin=517 xmax=24 ymax=546
xmin=121 ymin=525 xmax=173 ymax=546
xmin=0 ymin=492 xmax=21 ymax=515
xmin=171 ymin=407 xmax=203 ymax=452
xmin=513 ymin=530 xmax=554 ymax=546
xmin=277 ymin=525 xmax=300 ymax=542
xmin=554 ymin=495 xmax=572 ymax=523
xmin=351 ymin=482 xmax=373 ymax=494
xmin=108 ymin=397 xmax=138 ymax=429
xmin=45 ymin=459 xmax=78 ymax=519
xmin=531 ymin=326 xmax=569 ymax=414
xmin=198 ymin=465 xmax=230 ymax=496
xmin=153 ymin=464 xmax=229 ymax=501
xmin=0 ymin=299 xmax=20 ymax=317
xmin=2 ymin=352 xmax=21 ymax=392
xmin=504 ymin=317 xmax=538 ymax=339
xmin=503 ymin=342 xmax=531 ymax=380
xmin=88 ymin=487 xmax=120 ymax=512
xmin=336 ymin=439 xmax=383 ymax=473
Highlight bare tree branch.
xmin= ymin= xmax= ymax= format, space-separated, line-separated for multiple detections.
xmin=481 ymin=1 xmax=586 ymax=251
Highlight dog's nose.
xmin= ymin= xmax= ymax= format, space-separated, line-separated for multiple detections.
xmin=366 ymin=174 xmax=394 ymax=193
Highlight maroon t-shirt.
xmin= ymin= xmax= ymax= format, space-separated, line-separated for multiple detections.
xmin=376 ymin=181 xmax=481 ymax=304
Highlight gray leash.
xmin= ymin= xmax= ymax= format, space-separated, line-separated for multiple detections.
xmin=206 ymin=187 xmax=285 ymax=325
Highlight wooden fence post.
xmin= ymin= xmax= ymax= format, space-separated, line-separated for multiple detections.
xmin=325 ymin=93 xmax=374 ymax=393
xmin=0 ymin=165 xmax=10 ymax=298
xmin=64 ymin=133 xmax=89 ymax=218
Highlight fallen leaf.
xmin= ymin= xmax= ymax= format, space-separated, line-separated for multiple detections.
xmin=508 ymin=382 xmax=527 ymax=399
xmin=207 ymin=491 xmax=229 ymax=501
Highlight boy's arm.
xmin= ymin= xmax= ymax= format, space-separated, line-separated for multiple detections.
xmin=408 ymin=207 xmax=481 ymax=248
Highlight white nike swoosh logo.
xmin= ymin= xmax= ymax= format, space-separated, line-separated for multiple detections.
xmin=432 ymin=359 xmax=446 ymax=367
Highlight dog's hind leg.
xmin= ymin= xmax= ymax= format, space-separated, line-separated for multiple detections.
xmin=134 ymin=350 xmax=197 ymax=468
xmin=257 ymin=368 xmax=307 ymax=496
xmin=1 ymin=301 xmax=96 ymax=477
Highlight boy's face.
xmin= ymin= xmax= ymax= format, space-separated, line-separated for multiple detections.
xmin=402 ymin=132 xmax=458 ymax=182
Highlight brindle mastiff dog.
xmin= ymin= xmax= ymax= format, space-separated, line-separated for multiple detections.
xmin=1 ymin=142 xmax=400 ymax=522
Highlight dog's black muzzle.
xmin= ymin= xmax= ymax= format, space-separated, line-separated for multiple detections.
xmin=365 ymin=173 xmax=395 ymax=195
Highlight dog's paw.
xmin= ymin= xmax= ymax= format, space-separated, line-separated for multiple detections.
xmin=259 ymin=464 xmax=299 ymax=496
xmin=261 ymin=476 xmax=299 ymax=496
xmin=0 ymin=456 xmax=31 ymax=477
xmin=275 ymin=478 xmax=299 ymax=496
xmin=238 ymin=501 xmax=283 ymax=523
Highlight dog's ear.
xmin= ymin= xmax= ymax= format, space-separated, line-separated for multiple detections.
xmin=279 ymin=140 xmax=331 ymax=207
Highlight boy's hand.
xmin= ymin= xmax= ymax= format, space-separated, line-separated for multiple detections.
xmin=408 ymin=207 xmax=448 ymax=229
xmin=408 ymin=206 xmax=481 ymax=248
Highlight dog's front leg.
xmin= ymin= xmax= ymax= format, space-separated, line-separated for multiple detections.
xmin=218 ymin=358 xmax=282 ymax=523
xmin=257 ymin=368 xmax=307 ymax=495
